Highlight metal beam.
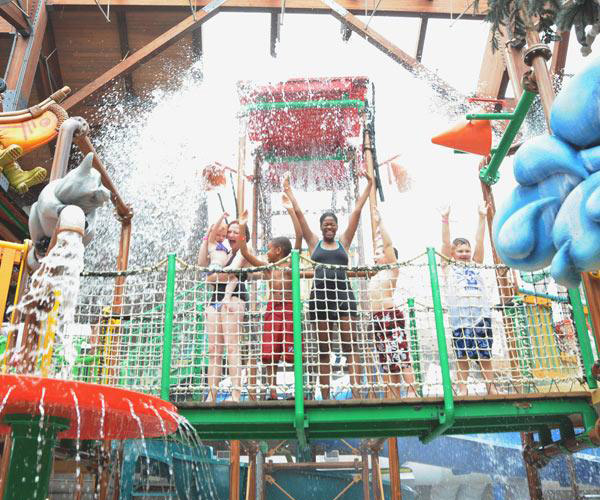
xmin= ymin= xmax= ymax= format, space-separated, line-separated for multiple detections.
xmin=414 ymin=16 xmax=427 ymax=62
xmin=44 ymin=0 xmax=488 ymax=19
xmin=115 ymin=8 xmax=135 ymax=95
xmin=0 ymin=3 xmax=30 ymax=37
xmin=191 ymin=23 xmax=202 ymax=57
xmin=61 ymin=0 xmax=225 ymax=111
xmin=269 ymin=11 xmax=279 ymax=57
xmin=319 ymin=0 xmax=461 ymax=97
xmin=3 ymin=0 xmax=47 ymax=110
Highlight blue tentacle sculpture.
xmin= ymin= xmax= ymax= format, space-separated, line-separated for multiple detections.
xmin=493 ymin=57 xmax=600 ymax=287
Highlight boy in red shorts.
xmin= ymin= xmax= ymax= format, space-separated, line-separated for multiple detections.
xmin=368 ymin=210 xmax=416 ymax=398
xmin=237 ymin=195 xmax=302 ymax=400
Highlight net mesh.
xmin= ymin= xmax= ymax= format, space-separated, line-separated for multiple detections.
xmin=35 ymin=252 xmax=590 ymax=403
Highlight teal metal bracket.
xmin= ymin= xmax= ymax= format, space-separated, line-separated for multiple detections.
xmin=476 ymin=90 xmax=537 ymax=185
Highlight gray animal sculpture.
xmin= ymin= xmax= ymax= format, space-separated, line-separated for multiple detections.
xmin=28 ymin=152 xmax=111 ymax=254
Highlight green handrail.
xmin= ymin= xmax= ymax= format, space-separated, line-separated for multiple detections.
xmin=291 ymin=250 xmax=308 ymax=448
xmin=422 ymin=247 xmax=455 ymax=444
xmin=466 ymin=112 xmax=515 ymax=120
xmin=245 ymin=99 xmax=365 ymax=111
xmin=161 ymin=253 xmax=176 ymax=400
xmin=479 ymin=89 xmax=537 ymax=185
xmin=568 ymin=288 xmax=598 ymax=389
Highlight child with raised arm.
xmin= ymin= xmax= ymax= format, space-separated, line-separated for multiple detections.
xmin=368 ymin=209 xmax=416 ymax=398
xmin=237 ymin=195 xmax=303 ymax=400
xmin=198 ymin=212 xmax=239 ymax=307
xmin=440 ymin=204 xmax=497 ymax=396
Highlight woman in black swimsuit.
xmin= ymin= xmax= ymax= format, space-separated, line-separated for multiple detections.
xmin=198 ymin=218 xmax=250 ymax=403
xmin=284 ymin=171 xmax=373 ymax=399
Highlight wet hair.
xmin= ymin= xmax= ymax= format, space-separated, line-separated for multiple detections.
xmin=228 ymin=220 xmax=251 ymax=241
xmin=320 ymin=211 xmax=338 ymax=225
xmin=452 ymin=237 xmax=471 ymax=247
xmin=271 ymin=236 xmax=292 ymax=257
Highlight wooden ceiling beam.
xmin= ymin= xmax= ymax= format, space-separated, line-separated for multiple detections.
xmin=319 ymin=0 xmax=461 ymax=97
xmin=3 ymin=0 xmax=47 ymax=110
xmin=61 ymin=0 xmax=226 ymax=111
xmin=550 ymin=30 xmax=570 ymax=78
xmin=115 ymin=8 xmax=135 ymax=95
xmin=0 ymin=2 xmax=30 ymax=37
xmin=476 ymin=29 xmax=506 ymax=99
xmin=45 ymin=0 xmax=487 ymax=19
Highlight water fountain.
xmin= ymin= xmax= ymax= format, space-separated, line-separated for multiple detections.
xmin=0 ymin=100 xmax=180 ymax=500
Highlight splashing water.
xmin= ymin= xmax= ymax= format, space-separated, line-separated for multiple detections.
xmin=6 ymin=231 xmax=84 ymax=376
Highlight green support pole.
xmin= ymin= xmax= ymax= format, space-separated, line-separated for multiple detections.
xmin=478 ymin=90 xmax=537 ymax=185
xmin=245 ymin=99 xmax=365 ymax=111
xmin=2 ymin=414 xmax=69 ymax=500
xmin=407 ymin=298 xmax=423 ymax=397
xmin=161 ymin=253 xmax=176 ymax=401
xmin=422 ymin=247 xmax=455 ymax=444
xmin=291 ymin=250 xmax=308 ymax=448
xmin=568 ymin=288 xmax=598 ymax=389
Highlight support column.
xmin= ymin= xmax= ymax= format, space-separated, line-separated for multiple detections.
xmin=362 ymin=121 xmax=378 ymax=250
xmin=388 ymin=438 xmax=402 ymax=500
xmin=361 ymin=447 xmax=370 ymax=500
xmin=229 ymin=440 xmax=241 ymax=500
xmin=246 ymin=448 xmax=256 ymax=500
xmin=521 ymin=432 xmax=543 ymax=500
xmin=255 ymin=450 xmax=265 ymax=500
xmin=2 ymin=414 xmax=69 ymax=500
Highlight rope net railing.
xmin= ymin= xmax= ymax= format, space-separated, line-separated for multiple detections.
xmin=40 ymin=251 xmax=593 ymax=403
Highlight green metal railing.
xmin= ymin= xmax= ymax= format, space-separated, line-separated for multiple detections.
xmin=157 ymin=248 xmax=598 ymax=446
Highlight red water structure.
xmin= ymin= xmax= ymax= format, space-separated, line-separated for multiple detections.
xmin=239 ymin=77 xmax=371 ymax=190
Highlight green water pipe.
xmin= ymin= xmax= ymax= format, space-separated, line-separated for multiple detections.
xmin=161 ymin=253 xmax=176 ymax=400
xmin=291 ymin=250 xmax=307 ymax=448
xmin=263 ymin=151 xmax=350 ymax=164
xmin=2 ymin=414 xmax=69 ymax=500
xmin=479 ymin=90 xmax=537 ymax=185
xmin=407 ymin=298 xmax=423 ymax=397
xmin=466 ymin=112 xmax=515 ymax=120
xmin=568 ymin=288 xmax=598 ymax=389
xmin=245 ymin=99 xmax=365 ymax=111
xmin=422 ymin=248 xmax=455 ymax=444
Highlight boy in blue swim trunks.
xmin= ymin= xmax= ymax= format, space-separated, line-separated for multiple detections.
xmin=441 ymin=204 xmax=497 ymax=396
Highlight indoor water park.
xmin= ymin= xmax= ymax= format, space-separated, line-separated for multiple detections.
xmin=2 ymin=0 xmax=600 ymax=499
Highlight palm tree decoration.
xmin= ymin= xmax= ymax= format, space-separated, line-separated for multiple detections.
xmin=480 ymin=0 xmax=600 ymax=55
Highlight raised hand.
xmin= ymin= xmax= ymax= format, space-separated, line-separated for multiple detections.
xmin=359 ymin=169 xmax=374 ymax=184
xmin=478 ymin=203 xmax=489 ymax=218
xmin=239 ymin=209 xmax=248 ymax=226
xmin=282 ymin=193 xmax=293 ymax=210
xmin=283 ymin=172 xmax=292 ymax=193
xmin=439 ymin=205 xmax=450 ymax=219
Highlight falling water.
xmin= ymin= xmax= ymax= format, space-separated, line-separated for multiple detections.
xmin=6 ymin=231 xmax=84 ymax=376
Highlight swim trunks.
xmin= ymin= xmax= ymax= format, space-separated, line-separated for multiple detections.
xmin=373 ymin=308 xmax=409 ymax=373
xmin=262 ymin=301 xmax=294 ymax=364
